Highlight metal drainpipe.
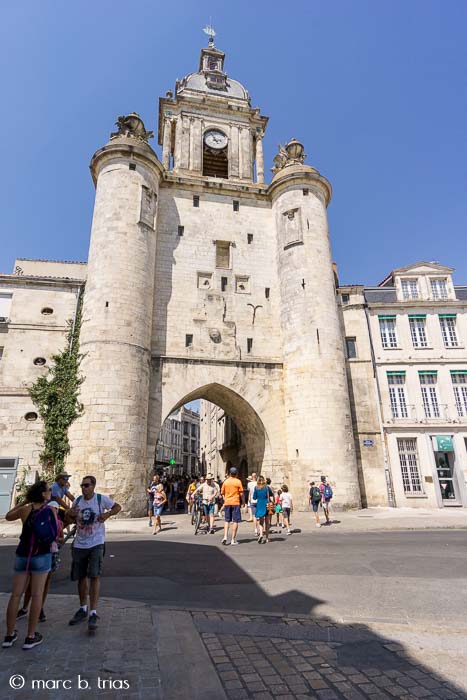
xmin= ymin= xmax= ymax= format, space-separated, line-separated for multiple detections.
xmin=69 ymin=285 xmax=83 ymax=353
xmin=364 ymin=305 xmax=397 ymax=507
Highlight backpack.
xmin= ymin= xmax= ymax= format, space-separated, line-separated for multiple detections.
xmin=324 ymin=484 xmax=333 ymax=500
xmin=311 ymin=487 xmax=321 ymax=503
xmin=32 ymin=505 xmax=59 ymax=545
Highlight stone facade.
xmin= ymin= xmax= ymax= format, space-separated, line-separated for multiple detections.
xmin=155 ymin=405 xmax=199 ymax=474
xmin=1 ymin=40 xmax=466 ymax=514
xmin=340 ymin=263 xmax=467 ymax=508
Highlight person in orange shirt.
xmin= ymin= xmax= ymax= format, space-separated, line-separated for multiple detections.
xmin=220 ymin=467 xmax=245 ymax=546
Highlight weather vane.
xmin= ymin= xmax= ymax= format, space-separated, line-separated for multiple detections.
xmin=203 ymin=19 xmax=216 ymax=46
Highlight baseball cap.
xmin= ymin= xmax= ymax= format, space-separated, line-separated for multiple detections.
xmin=229 ymin=467 xmax=238 ymax=475
xmin=56 ymin=473 xmax=71 ymax=480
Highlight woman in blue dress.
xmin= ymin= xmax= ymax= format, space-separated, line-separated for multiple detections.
xmin=253 ymin=476 xmax=274 ymax=544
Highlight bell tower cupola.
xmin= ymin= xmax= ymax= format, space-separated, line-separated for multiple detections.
xmin=158 ymin=26 xmax=268 ymax=184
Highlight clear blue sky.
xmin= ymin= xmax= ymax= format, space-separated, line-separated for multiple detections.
xmin=1 ymin=1 xmax=466 ymax=285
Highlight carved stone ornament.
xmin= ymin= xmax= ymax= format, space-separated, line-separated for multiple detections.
xmin=271 ymin=138 xmax=307 ymax=174
xmin=209 ymin=328 xmax=222 ymax=343
xmin=110 ymin=112 xmax=154 ymax=142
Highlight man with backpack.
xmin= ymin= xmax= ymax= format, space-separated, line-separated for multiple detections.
xmin=319 ymin=475 xmax=333 ymax=525
xmin=309 ymin=481 xmax=322 ymax=528
xmin=67 ymin=475 xmax=121 ymax=632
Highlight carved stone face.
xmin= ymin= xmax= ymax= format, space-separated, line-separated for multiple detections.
xmin=209 ymin=328 xmax=222 ymax=343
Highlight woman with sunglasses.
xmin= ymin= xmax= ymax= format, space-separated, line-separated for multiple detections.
xmin=2 ymin=480 xmax=58 ymax=650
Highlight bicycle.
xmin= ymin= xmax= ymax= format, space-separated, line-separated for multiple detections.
xmin=193 ymin=496 xmax=205 ymax=535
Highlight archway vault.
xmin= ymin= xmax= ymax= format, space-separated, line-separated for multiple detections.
xmin=148 ymin=359 xmax=287 ymax=480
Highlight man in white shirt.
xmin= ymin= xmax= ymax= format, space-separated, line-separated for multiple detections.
xmin=67 ymin=475 xmax=121 ymax=632
xmin=193 ymin=474 xmax=220 ymax=534
xmin=247 ymin=473 xmax=258 ymax=535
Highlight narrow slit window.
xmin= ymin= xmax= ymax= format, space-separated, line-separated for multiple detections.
xmin=185 ymin=334 xmax=193 ymax=348
xmin=247 ymin=338 xmax=253 ymax=353
xmin=303 ymin=188 xmax=309 ymax=196
xmin=233 ymin=200 xmax=239 ymax=212
xmin=265 ymin=288 xmax=270 ymax=299
xmin=247 ymin=234 xmax=253 ymax=244
xmin=178 ymin=225 xmax=184 ymax=236
xmin=129 ymin=163 xmax=136 ymax=171
xmin=193 ymin=195 xmax=200 ymax=208
xmin=221 ymin=277 xmax=228 ymax=291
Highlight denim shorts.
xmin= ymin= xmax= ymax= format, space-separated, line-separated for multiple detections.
xmin=71 ymin=544 xmax=105 ymax=581
xmin=224 ymin=505 xmax=242 ymax=523
xmin=203 ymin=503 xmax=215 ymax=516
xmin=152 ymin=504 xmax=164 ymax=517
xmin=14 ymin=553 xmax=52 ymax=574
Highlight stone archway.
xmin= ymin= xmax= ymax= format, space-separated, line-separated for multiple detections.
xmin=161 ymin=382 xmax=271 ymax=477
xmin=147 ymin=358 xmax=288 ymax=492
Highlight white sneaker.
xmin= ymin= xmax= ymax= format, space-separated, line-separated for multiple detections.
xmin=230 ymin=540 xmax=239 ymax=546
xmin=287 ymin=530 xmax=291 ymax=535
xmin=316 ymin=523 xmax=321 ymax=528
xmin=254 ymin=529 xmax=258 ymax=536
xmin=221 ymin=537 xmax=228 ymax=545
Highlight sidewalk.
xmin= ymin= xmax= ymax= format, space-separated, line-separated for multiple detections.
xmin=0 ymin=594 xmax=466 ymax=699
xmin=2 ymin=506 xmax=467 ymax=538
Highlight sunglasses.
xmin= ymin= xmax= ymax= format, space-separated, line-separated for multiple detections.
xmin=80 ymin=483 xmax=92 ymax=488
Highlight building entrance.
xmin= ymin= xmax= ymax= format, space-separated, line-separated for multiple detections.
xmin=435 ymin=451 xmax=459 ymax=504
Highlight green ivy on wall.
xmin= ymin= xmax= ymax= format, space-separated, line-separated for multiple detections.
xmin=28 ymin=290 xmax=84 ymax=481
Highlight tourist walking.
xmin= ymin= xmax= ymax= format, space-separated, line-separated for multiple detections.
xmin=152 ymin=484 xmax=167 ymax=534
xmin=221 ymin=467 xmax=245 ymax=546
xmin=247 ymin=472 xmax=258 ymax=534
xmin=193 ymin=473 xmax=220 ymax=534
xmin=186 ymin=478 xmax=197 ymax=514
xmin=3 ymin=480 xmax=58 ymax=650
xmin=67 ymin=476 xmax=121 ymax=632
xmin=253 ymin=476 xmax=274 ymax=543
xmin=279 ymin=484 xmax=293 ymax=535
xmin=147 ymin=473 xmax=160 ymax=527
xmin=319 ymin=475 xmax=333 ymax=524
xmin=274 ymin=488 xmax=283 ymax=530
xmin=309 ymin=481 xmax=322 ymax=527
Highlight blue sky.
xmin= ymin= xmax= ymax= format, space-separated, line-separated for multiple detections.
xmin=0 ymin=1 xmax=466 ymax=285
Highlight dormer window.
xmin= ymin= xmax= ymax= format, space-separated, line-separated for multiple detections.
xmin=431 ymin=278 xmax=448 ymax=300
xmin=401 ymin=279 xmax=419 ymax=300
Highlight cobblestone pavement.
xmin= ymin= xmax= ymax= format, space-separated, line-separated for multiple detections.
xmin=193 ymin=612 xmax=467 ymax=700
xmin=1 ymin=597 xmax=466 ymax=700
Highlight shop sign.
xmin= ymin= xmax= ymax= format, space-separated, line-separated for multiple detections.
xmin=435 ymin=435 xmax=454 ymax=452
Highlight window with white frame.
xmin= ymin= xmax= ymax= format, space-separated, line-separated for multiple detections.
xmin=419 ymin=372 xmax=440 ymax=418
xmin=409 ymin=316 xmax=428 ymax=348
xmin=401 ymin=279 xmax=419 ymax=300
xmin=439 ymin=315 xmax=458 ymax=347
xmin=387 ymin=373 xmax=408 ymax=418
xmin=451 ymin=372 xmax=467 ymax=417
xmin=430 ymin=278 xmax=448 ymax=300
xmin=379 ymin=316 xmax=398 ymax=348
xmin=397 ymin=438 xmax=423 ymax=494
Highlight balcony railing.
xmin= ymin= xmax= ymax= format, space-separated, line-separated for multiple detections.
xmin=387 ymin=404 xmax=455 ymax=423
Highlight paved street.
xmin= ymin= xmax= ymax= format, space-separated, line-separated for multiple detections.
xmin=0 ymin=512 xmax=466 ymax=699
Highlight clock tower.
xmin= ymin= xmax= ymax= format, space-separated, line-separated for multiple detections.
xmin=158 ymin=36 xmax=268 ymax=183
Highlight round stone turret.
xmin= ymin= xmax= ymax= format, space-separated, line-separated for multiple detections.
xmin=270 ymin=144 xmax=361 ymax=509
xmin=66 ymin=116 xmax=163 ymax=514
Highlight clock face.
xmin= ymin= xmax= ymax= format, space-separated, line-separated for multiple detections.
xmin=204 ymin=129 xmax=228 ymax=150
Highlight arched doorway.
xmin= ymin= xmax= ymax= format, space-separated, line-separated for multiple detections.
xmin=157 ymin=383 xmax=272 ymax=482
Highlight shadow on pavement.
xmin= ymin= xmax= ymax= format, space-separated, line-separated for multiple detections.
xmin=0 ymin=538 xmax=465 ymax=699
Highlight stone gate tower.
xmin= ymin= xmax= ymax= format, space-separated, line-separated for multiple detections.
xmin=66 ymin=34 xmax=361 ymax=512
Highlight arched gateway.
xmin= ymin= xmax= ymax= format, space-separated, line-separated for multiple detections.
xmin=66 ymin=37 xmax=362 ymax=514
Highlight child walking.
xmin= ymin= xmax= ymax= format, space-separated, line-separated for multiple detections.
xmin=279 ymin=485 xmax=293 ymax=535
